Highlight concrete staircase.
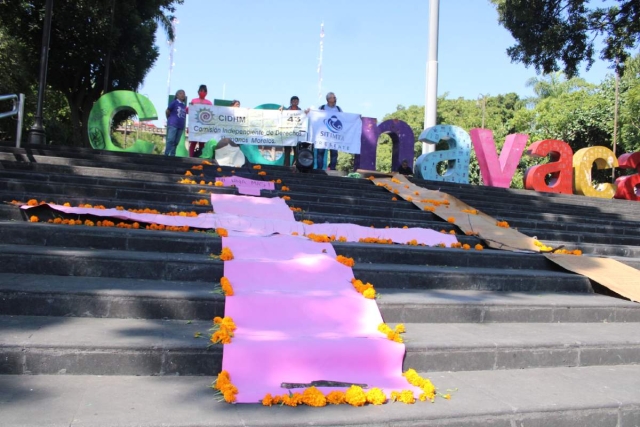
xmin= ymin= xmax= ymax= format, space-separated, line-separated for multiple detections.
xmin=1 ymin=144 xmax=639 ymax=426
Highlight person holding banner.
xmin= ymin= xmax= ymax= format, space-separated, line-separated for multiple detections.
xmin=315 ymin=92 xmax=341 ymax=170
xmin=280 ymin=95 xmax=302 ymax=167
xmin=164 ymin=89 xmax=187 ymax=156
xmin=188 ymin=85 xmax=212 ymax=157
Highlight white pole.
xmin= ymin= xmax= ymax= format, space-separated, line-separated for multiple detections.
xmin=423 ymin=0 xmax=440 ymax=155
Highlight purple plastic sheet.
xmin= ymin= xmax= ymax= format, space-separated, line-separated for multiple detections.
xmin=210 ymin=193 xmax=294 ymax=221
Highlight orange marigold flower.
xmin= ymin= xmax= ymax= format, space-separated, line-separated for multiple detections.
xmin=281 ymin=186 xmax=290 ymax=192
xmin=326 ymin=391 xmax=346 ymax=405
xmin=214 ymin=181 xmax=224 ymax=187
xmin=573 ymin=249 xmax=582 ymax=256
xmin=220 ymin=247 xmax=234 ymax=261
xmin=391 ymin=178 xmax=401 ymax=184
xmin=291 ymin=231 xmax=299 ymax=236
xmin=29 ymin=215 xmax=39 ymax=222
xmin=261 ymin=393 xmax=273 ymax=406
xmin=338 ymin=236 xmax=347 ymax=242
xmin=423 ymin=206 xmax=435 ymax=212
xmin=362 ymin=288 xmax=376 ymax=299
xmin=407 ymin=239 xmax=418 ymax=246
xmin=281 ymin=195 xmax=291 ymax=201
xmin=403 ymin=226 xmax=409 ymax=229
xmin=276 ymin=179 xmax=282 ymax=184
xmin=63 ymin=202 xmax=71 ymax=207
xmin=220 ymin=277 xmax=234 ymax=296
xmin=392 ymin=197 xmax=398 ymax=201
xmin=406 ymin=196 xmax=413 ymax=202
xmin=216 ymin=167 xmax=222 ymax=172
xmin=449 ymin=230 xmax=456 ymax=235
xmin=447 ymin=217 xmax=455 ymax=223
xmin=302 ymin=387 xmax=327 ymax=407
xmin=302 ymin=219 xmax=314 ymax=225
xmin=252 ymin=165 xmax=262 ymax=170
xmin=191 ymin=165 xmax=203 ymax=170
xmin=192 ymin=199 xmax=210 ymax=206
xmin=27 ymin=199 xmax=39 ymax=206
xmin=201 ymin=160 xmax=213 ymax=166
xmin=336 ymin=255 xmax=355 ymax=267
xmin=462 ymin=244 xmax=471 ymax=250
xmin=184 ymin=171 xmax=193 ymax=176
xmin=257 ymin=171 xmax=267 ymax=176
xmin=475 ymin=244 xmax=484 ymax=251
xmin=345 ymin=386 xmax=367 ymax=407
xmin=496 ymin=221 xmax=510 ymax=228
xmin=462 ymin=208 xmax=478 ymax=215
xmin=216 ymin=228 xmax=228 ymax=237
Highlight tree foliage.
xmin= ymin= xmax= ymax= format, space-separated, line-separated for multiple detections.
xmin=492 ymin=0 xmax=640 ymax=77
xmin=0 ymin=0 xmax=182 ymax=146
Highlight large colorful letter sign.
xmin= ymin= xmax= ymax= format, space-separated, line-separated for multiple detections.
xmin=354 ymin=118 xmax=415 ymax=172
xmin=470 ymin=129 xmax=528 ymax=188
xmin=415 ymin=125 xmax=471 ymax=183
xmin=88 ymin=91 xmax=158 ymax=153
xmin=614 ymin=152 xmax=640 ymax=201
xmin=573 ymin=146 xmax=619 ymax=198
xmin=523 ymin=139 xmax=574 ymax=194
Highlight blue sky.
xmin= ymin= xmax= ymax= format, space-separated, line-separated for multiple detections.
xmin=139 ymin=0 xmax=613 ymax=126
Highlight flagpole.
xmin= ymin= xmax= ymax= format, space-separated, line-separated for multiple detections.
xmin=423 ymin=0 xmax=439 ymax=155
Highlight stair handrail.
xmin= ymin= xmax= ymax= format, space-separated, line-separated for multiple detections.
xmin=0 ymin=93 xmax=25 ymax=147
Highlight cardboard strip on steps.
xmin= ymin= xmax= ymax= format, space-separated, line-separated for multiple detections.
xmin=371 ymin=175 xmax=539 ymax=252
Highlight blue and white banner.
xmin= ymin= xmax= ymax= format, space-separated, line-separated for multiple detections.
xmin=307 ymin=111 xmax=362 ymax=154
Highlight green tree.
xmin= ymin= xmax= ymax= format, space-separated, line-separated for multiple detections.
xmin=491 ymin=0 xmax=640 ymax=76
xmin=0 ymin=0 xmax=182 ymax=146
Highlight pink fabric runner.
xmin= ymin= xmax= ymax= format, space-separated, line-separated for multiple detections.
xmin=24 ymin=204 xmax=458 ymax=247
xmin=210 ymin=193 xmax=294 ymax=222
xmin=222 ymin=234 xmax=421 ymax=403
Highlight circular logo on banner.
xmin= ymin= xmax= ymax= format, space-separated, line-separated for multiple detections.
xmin=195 ymin=108 xmax=215 ymax=125
xmin=324 ymin=115 xmax=343 ymax=133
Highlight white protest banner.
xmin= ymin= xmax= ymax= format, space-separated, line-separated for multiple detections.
xmin=188 ymin=105 xmax=308 ymax=146
xmin=307 ymin=110 xmax=362 ymax=154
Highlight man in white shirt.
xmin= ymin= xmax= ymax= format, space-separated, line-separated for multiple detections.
xmin=315 ymin=92 xmax=341 ymax=170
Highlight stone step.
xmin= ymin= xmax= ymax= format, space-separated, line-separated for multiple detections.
xmin=1 ymin=365 xmax=639 ymax=426
xmin=2 ymin=315 xmax=639 ymax=375
xmin=0 ymin=223 xmax=536 ymax=269
xmin=0 ymin=274 xmax=636 ymax=323
xmin=0 ymin=244 xmax=593 ymax=292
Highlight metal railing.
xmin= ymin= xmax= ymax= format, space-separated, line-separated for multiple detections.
xmin=0 ymin=94 xmax=25 ymax=147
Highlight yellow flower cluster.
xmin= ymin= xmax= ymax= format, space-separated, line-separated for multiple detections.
xmin=213 ymin=370 xmax=238 ymax=403
xmin=391 ymin=178 xmax=401 ymax=184
xmin=533 ymin=239 xmax=553 ymax=252
xmin=179 ymin=178 xmax=196 ymax=184
xmin=378 ymin=323 xmax=405 ymax=343
xmin=406 ymin=239 xmax=418 ymax=246
xmin=390 ymin=390 xmax=416 ymax=404
xmin=496 ymin=221 xmax=510 ymax=228
xmin=403 ymin=369 xmax=437 ymax=402
xmin=220 ymin=247 xmax=234 ymax=261
xmin=351 ymin=278 xmax=376 ymax=299
xmin=192 ymin=199 xmax=210 ymax=206
xmin=216 ymin=228 xmax=228 ymax=237
xmin=210 ymin=316 xmax=237 ymax=344
xmin=554 ymin=248 xmax=583 ymax=256
xmin=220 ymin=277 xmax=234 ymax=296
xmin=336 ymin=255 xmax=355 ymax=267
xmin=184 ymin=171 xmax=194 ymax=176
xmin=214 ymin=181 xmax=224 ymax=187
